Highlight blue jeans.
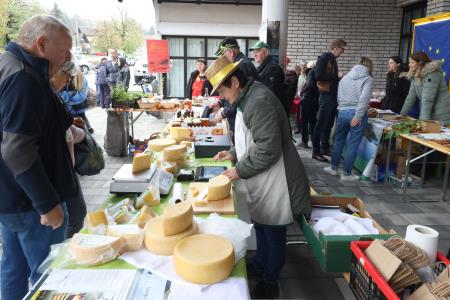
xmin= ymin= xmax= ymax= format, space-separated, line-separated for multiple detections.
xmin=0 ymin=203 xmax=68 ymax=300
xmin=251 ymin=223 xmax=287 ymax=284
xmin=312 ymin=93 xmax=337 ymax=153
xmin=331 ymin=109 xmax=368 ymax=175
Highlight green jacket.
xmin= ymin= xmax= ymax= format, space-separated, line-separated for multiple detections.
xmin=229 ymin=80 xmax=311 ymax=219
xmin=401 ymin=61 xmax=450 ymax=125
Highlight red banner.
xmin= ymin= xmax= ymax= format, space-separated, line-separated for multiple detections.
xmin=146 ymin=39 xmax=170 ymax=73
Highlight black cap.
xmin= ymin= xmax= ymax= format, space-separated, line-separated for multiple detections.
xmin=215 ymin=37 xmax=239 ymax=56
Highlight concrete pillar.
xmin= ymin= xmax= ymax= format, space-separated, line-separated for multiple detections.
xmin=260 ymin=0 xmax=289 ymax=67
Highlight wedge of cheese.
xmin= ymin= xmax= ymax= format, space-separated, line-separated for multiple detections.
xmin=163 ymin=144 xmax=187 ymax=161
xmin=180 ymin=141 xmax=193 ymax=149
xmin=170 ymin=127 xmax=190 ymax=140
xmin=158 ymin=160 xmax=178 ymax=174
xmin=106 ymin=224 xmax=144 ymax=252
xmin=132 ymin=153 xmax=152 ymax=173
xmin=86 ymin=210 xmax=108 ymax=227
xmin=148 ymin=138 xmax=176 ymax=152
xmin=135 ymin=186 xmax=160 ymax=208
xmin=161 ymin=201 xmax=193 ymax=236
xmin=70 ymin=233 xmax=123 ymax=266
xmin=173 ymin=234 xmax=235 ymax=284
xmin=207 ymin=175 xmax=231 ymax=201
xmin=144 ymin=217 xmax=198 ymax=255
xmin=129 ymin=205 xmax=156 ymax=228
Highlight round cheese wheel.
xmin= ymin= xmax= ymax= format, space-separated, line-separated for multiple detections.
xmin=162 ymin=201 xmax=193 ymax=236
xmin=207 ymin=175 xmax=231 ymax=201
xmin=144 ymin=217 xmax=198 ymax=255
xmin=70 ymin=233 xmax=123 ymax=266
xmin=163 ymin=144 xmax=187 ymax=161
xmin=173 ymin=234 xmax=235 ymax=284
xmin=148 ymin=138 xmax=176 ymax=152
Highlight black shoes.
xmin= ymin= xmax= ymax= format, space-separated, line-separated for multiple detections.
xmin=250 ymin=280 xmax=280 ymax=299
xmin=301 ymin=141 xmax=309 ymax=148
xmin=312 ymin=152 xmax=329 ymax=162
xmin=321 ymin=149 xmax=332 ymax=157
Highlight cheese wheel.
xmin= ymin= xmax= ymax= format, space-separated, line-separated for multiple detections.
xmin=132 ymin=153 xmax=152 ymax=173
xmin=86 ymin=210 xmax=108 ymax=227
xmin=144 ymin=217 xmax=199 ymax=255
xmin=173 ymin=234 xmax=235 ymax=284
xmin=207 ymin=175 xmax=231 ymax=201
xmin=70 ymin=233 xmax=123 ymax=266
xmin=129 ymin=205 xmax=156 ymax=228
xmin=148 ymin=138 xmax=176 ymax=152
xmin=162 ymin=201 xmax=193 ymax=236
xmin=170 ymin=127 xmax=190 ymax=140
xmin=106 ymin=224 xmax=144 ymax=252
xmin=163 ymin=144 xmax=187 ymax=161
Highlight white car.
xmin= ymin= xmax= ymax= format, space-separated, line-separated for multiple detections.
xmin=133 ymin=59 xmax=154 ymax=83
xmin=74 ymin=55 xmax=93 ymax=74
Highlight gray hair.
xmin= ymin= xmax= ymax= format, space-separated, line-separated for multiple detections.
xmin=60 ymin=60 xmax=78 ymax=76
xmin=17 ymin=15 xmax=71 ymax=46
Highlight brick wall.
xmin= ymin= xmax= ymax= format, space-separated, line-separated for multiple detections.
xmin=287 ymin=0 xmax=403 ymax=91
xmin=426 ymin=0 xmax=450 ymax=15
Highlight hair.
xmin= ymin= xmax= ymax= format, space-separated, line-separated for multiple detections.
xmin=196 ymin=58 xmax=207 ymax=65
xmin=358 ymin=56 xmax=373 ymax=75
xmin=330 ymin=38 xmax=347 ymax=50
xmin=18 ymin=15 xmax=70 ymax=46
xmin=100 ymin=57 xmax=107 ymax=62
xmin=221 ymin=68 xmax=248 ymax=89
xmin=409 ymin=51 xmax=432 ymax=79
xmin=70 ymin=69 xmax=84 ymax=91
xmin=389 ymin=56 xmax=403 ymax=65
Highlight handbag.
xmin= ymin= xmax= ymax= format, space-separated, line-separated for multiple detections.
xmin=85 ymin=87 xmax=97 ymax=109
xmin=74 ymin=129 xmax=105 ymax=175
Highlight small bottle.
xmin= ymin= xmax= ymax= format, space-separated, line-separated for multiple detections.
xmin=204 ymin=88 xmax=209 ymax=98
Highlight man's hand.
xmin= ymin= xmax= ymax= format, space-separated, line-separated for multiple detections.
xmin=213 ymin=150 xmax=234 ymax=161
xmin=351 ymin=118 xmax=361 ymax=127
xmin=222 ymin=167 xmax=240 ymax=181
xmin=73 ymin=117 xmax=86 ymax=128
xmin=208 ymin=100 xmax=221 ymax=111
xmin=40 ymin=204 xmax=64 ymax=229
xmin=214 ymin=110 xmax=224 ymax=122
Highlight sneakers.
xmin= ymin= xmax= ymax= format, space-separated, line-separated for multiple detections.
xmin=250 ymin=280 xmax=280 ymax=299
xmin=324 ymin=166 xmax=339 ymax=176
xmin=340 ymin=174 xmax=360 ymax=181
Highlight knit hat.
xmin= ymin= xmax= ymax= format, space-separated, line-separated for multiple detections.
xmin=205 ymin=55 xmax=241 ymax=95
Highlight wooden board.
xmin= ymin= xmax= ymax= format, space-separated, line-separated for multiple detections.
xmin=186 ymin=182 xmax=235 ymax=215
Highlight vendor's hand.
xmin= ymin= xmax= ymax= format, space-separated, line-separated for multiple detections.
xmin=40 ymin=204 xmax=64 ymax=229
xmin=208 ymin=101 xmax=220 ymax=111
xmin=214 ymin=111 xmax=224 ymax=122
xmin=213 ymin=150 xmax=234 ymax=161
xmin=351 ymin=118 xmax=361 ymax=127
xmin=222 ymin=167 xmax=240 ymax=181
xmin=73 ymin=117 xmax=86 ymax=128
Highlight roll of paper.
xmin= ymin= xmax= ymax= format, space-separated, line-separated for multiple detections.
xmin=405 ymin=224 xmax=439 ymax=265
xmin=170 ymin=182 xmax=184 ymax=205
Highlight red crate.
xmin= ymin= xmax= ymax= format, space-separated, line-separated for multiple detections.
xmin=349 ymin=241 xmax=450 ymax=300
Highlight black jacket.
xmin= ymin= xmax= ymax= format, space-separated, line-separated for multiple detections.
xmin=315 ymin=51 xmax=339 ymax=97
xmin=301 ymin=67 xmax=319 ymax=108
xmin=185 ymin=70 xmax=213 ymax=99
xmin=381 ymin=71 xmax=410 ymax=114
xmin=256 ymin=55 xmax=288 ymax=113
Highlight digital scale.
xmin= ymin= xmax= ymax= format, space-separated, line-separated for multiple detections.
xmin=109 ymin=164 xmax=174 ymax=195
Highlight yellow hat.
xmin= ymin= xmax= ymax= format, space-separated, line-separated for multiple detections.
xmin=205 ymin=55 xmax=241 ymax=95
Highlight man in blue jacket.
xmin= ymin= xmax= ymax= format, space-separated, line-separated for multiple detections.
xmin=0 ymin=15 xmax=76 ymax=299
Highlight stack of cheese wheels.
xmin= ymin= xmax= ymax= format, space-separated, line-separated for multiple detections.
xmin=162 ymin=144 xmax=187 ymax=162
xmin=144 ymin=201 xmax=198 ymax=255
xmin=70 ymin=233 xmax=123 ymax=266
xmin=207 ymin=175 xmax=231 ymax=201
xmin=106 ymin=224 xmax=144 ymax=252
xmin=173 ymin=234 xmax=235 ymax=284
xmin=148 ymin=138 xmax=176 ymax=152
xmin=170 ymin=127 xmax=191 ymax=141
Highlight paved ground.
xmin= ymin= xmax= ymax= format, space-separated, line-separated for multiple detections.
xmin=81 ymin=106 xmax=450 ymax=300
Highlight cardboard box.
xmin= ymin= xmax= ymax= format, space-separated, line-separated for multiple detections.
xmin=420 ymin=120 xmax=442 ymax=133
xmin=298 ymin=195 xmax=394 ymax=272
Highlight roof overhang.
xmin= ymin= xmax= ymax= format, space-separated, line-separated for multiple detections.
xmin=157 ymin=0 xmax=261 ymax=5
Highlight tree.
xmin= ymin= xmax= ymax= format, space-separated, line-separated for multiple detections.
xmin=50 ymin=2 xmax=70 ymax=27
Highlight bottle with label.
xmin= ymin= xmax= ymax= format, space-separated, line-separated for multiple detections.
xmin=204 ymin=88 xmax=209 ymax=98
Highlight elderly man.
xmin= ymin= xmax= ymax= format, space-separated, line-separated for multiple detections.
xmin=0 ymin=15 xmax=76 ymax=299
xmin=207 ymin=56 xmax=311 ymax=299
xmin=249 ymin=41 xmax=288 ymax=115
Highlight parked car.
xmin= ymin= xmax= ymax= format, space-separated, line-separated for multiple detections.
xmin=133 ymin=59 xmax=153 ymax=83
xmin=74 ymin=55 xmax=93 ymax=74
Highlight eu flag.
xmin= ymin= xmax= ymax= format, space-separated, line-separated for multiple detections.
xmin=413 ymin=16 xmax=450 ymax=92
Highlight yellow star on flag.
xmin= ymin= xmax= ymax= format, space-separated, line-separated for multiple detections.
xmin=441 ymin=58 xmax=445 ymax=63
xmin=429 ymin=46 xmax=433 ymax=51
xmin=436 ymin=49 xmax=440 ymax=54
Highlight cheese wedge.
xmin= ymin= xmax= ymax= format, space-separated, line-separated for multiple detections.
xmin=173 ymin=234 xmax=235 ymax=284
xmin=70 ymin=233 xmax=123 ymax=266
xmin=86 ymin=210 xmax=108 ymax=227
xmin=129 ymin=205 xmax=156 ymax=228
xmin=144 ymin=217 xmax=199 ymax=255
xmin=158 ymin=160 xmax=178 ymax=174
xmin=135 ymin=186 xmax=160 ymax=208
xmin=170 ymin=127 xmax=190 ymax=140
xmin=180 ymin=141 xmax=192 ymax=148
xmin=162 ymin=201 xmax=193 ymax=236
xmin=132 ymin=153 xmax=152 ymax=173
xmin=189 ymin=186 xmax=199 ymax=197
xmin=194 ymin=199 xmax=207 ymax=206
xmin=148 ymin=138 xmax=176 ymax=152
xmin=163 ymin=144 xmax=187 ymax=161
xmin=207 ymin=175 xmax=231 ymax=201
xmin=106 ymin=224 xmax=144 ymax=252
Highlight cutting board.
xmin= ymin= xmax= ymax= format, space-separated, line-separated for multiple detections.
xmin=186 ymin=182 xmax=235 ymax=215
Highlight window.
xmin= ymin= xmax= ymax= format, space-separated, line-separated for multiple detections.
xmin=399 ymin=2 xmax=427 ymax=64
xmin=163 ymin=35 xmax=258 ymax=98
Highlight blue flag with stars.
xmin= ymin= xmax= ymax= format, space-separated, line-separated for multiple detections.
xmin=414 ymin=17 xmax=450 ymax=93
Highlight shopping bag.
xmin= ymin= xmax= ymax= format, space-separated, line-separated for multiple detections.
xmin=74 ymin=129 xmax=105 ymax=175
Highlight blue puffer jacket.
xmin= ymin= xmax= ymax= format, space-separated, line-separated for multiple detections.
xmin=59 ymin=76 xmax=88 ymax=116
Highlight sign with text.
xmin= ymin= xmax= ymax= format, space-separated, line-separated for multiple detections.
xmin=146 ymin=39 xmax=170 ymax=73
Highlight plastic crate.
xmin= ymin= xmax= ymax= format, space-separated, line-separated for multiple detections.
xmin=349 ymin=241 xmax=450 ymax=300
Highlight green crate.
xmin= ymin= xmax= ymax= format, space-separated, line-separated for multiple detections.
xmin=298 ymin=195 xmax=395 ymax=273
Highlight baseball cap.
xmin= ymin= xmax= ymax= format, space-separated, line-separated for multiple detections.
xmin=249 ymin=41 xmax=270 ymax=51
xmin=214 ymin=37 xmax=240 ymax=56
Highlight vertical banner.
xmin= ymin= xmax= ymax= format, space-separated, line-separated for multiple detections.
xmin=413 ymin=15 xmax=450 ymax=93
xmin=146 ymin=39 xmax=170 ymax=73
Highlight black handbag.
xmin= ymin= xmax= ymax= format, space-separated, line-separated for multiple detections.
xmin=74 ymin=129 xmax=105 ymax=175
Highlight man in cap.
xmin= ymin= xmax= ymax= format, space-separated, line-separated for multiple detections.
xmin=207 ymin=55 xmax=311 ymax=299
xmin=249 ymin=41 xmax=289 ymax=115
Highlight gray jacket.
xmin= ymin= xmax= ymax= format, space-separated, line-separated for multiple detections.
xmin=337 ymin=64 xmax=374 ymax=120
xmin=229 ymin=80 xmax=311 ymax=222
xmin=400 ymin=61 xmax=450 ymax=125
